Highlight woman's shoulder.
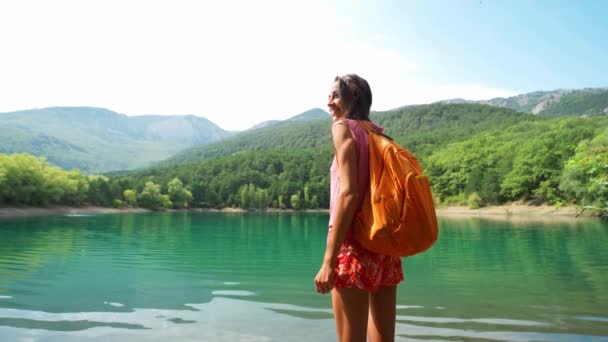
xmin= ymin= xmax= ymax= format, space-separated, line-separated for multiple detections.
xmin=332 ymin=118 xmax=361 ymax=129
xmin=332 ymin=118 xmax=383 ymax=137
xmin=343 ymin=119 xmax=383 ymax=132
xmin=331 ymin=117 xmax=350 ymax=126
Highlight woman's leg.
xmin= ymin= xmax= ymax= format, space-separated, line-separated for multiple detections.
xmin=367 ymin=285 xmax=397 ymax=342
xmin=332 ymin=287 xmax=369 ymax=342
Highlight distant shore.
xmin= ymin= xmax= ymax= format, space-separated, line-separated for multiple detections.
xmin=0 ymin=206 xmax=151 ymax=218
xmin=0 ymin=203 xmax=599 ymax=220
xmin=0 ymin=206 xmax=326 ymax=218
xmin=433 ymin=204 xmax=600 ymax=222
xmin=435 ymin=204 xmax=578 ymax=217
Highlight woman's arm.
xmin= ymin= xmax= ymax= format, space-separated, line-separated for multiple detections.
xmin=315 ymin=121 xmax=360 ymax=294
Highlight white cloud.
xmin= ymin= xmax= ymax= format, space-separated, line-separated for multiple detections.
xmin=0 ymin=0 xmax=516 ymax=131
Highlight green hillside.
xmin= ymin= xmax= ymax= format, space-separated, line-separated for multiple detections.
xmin=2 ymin=102 xmax=607 ymax=215
xmin=286 ymin=108 xmax=330 ymax=122
xmin=161 ymin=103 xmax=532 ymax=167
xmin=0 ymin=107 xmax=233 ymax=173
xmin=538 ymin=90 xmax=608 ymax=116
xmin=371 ymin=104 xmax=533 ymax=160
xmin=161 ymin=110 xmax=333 ymax=165
xmin=121 ymin=103 xmax=607 ymax=211
xmin=426 ymin=116 xmax=608 ymax=204
xmin=247 ymin=108 xmax=329 ymax=130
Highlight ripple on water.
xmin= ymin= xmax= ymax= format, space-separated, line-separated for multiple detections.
xmin=104 ymin=302 xmax=125 ymax=307
xmin=575 ymin=316 xmax=608 ymax=322
xmin=397 ymin=315 xmax=550 ymax=327
xmin=211 ymin=290 xmax=255 ymax=296
xmin=0 ymin=298 xmax=603 ymax=342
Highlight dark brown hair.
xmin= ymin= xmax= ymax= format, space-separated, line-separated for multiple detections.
xmin=334 ymin=74 xmax=373 ymax=121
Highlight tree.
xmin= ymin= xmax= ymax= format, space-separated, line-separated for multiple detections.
xmin=161 ymin=194 xmax=173 ymax=209
xmin=248 ymin=184 xmax=256 ymax=208
xmin=560 ymin=132 xmax=608 ymax=212
xmin=255 ymin=187 xmax=270 ymax=209
xmin=0 ymin=159 xmax=6 ymax=204
xmin=189 ymin=181 xmax=207 ymax=207
xmin=139 ymin=181 xmax=162 ymax=210
xmin=5 ymin=154 xmax=47 ymax=205
xmin=62 ymin=169 xmax=89 ymax=205
xmin=112 ymin=199 xmax=125 ymax=208
xmin=123 ymin=189 xmax=137 ymax=206
xmin=239 ymin=184 xmax=251 ymax=208
xmin=304 ymin=185 xmax=311 ymax=209
xmin=87 ymin=175 xmax=113 ymax=206
xmin=309 ymin=195 xmax=319 ymax=209
xmin=290 ymin=192 xmax=301 ymax=209
xmin=167 ymin=177 xmax=193 ymax=208
xmin=205 ymin=189 xmax=220 ymax=208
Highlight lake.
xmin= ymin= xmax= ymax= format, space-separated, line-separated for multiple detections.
xmin=0 ymin=212 xmax=607 ymax=341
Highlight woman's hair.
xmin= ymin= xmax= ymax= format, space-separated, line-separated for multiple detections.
xmin=334 ymin=74 xmax=373 ymax=121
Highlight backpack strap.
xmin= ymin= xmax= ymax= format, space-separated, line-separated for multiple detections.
xmin=356 ymin=120 xmax=394 ymax=141
xmin=356 ymin=120 xmax=374 ymax=134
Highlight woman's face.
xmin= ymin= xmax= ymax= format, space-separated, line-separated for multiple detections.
xmin=327 ymin=81 xmax=347 ymax=119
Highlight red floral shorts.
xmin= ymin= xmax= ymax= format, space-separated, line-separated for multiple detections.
xmin=333 ymin=234 xmax=404 ymax=292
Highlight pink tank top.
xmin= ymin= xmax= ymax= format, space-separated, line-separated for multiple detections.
xmin=329 ymin=119 xmax=384 ymax=228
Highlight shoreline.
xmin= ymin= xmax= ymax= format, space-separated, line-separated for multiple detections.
xmin=433 ymin=204 xmax=601 ymax=223
xmin=0 ymin=206 xmax=328 ymax=219
xmin=435 ymin=204 xmax=579 ymax=217
xmin=0 ymin=204 xmax=600 ymax=220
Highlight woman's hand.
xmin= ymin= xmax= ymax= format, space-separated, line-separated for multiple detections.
xmin=314 ymin=263 xmax=335 ymax=294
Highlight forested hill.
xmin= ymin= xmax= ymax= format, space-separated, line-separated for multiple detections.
xmin=109 ymin=102 xmax=607 ymax=212
xmin=160 ymin=108 xmax=332 ymax=166
xmin=438 ymin=87 xmax=608 ymax=117
xmin=285 ymin=108 xmax=331 ymax=122
xmin=248 ymin=108 xmax=330 ymax=130
xmin=371 ymin=104 xmax=532 ymax=159
xmin=3 ymin=103 xmax=607 ymax=214
xmin=0 ymin=107 xmax=233 ymax=173
xmin=160 ymin=104 xmax=531 ymax=166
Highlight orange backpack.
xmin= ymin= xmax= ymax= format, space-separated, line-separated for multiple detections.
xmin=353 ymin=121 xmax=438 ymax=257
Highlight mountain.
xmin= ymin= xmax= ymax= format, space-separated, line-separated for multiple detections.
xmin=0 ymin=107 xmax=233 ymax=173
xmin=3 ymin=86 xmax=605 ymax=174
xmin=247 ymin=108 xmax=329 ymax=130
xmin=248 ymin=120 xmax=281 ymax=130
xmin=117 ymin=102 xmax=608 ymax=210
xmin=159 ymin=108 xmax=330 ymax=165
xmin=159 ymin=103 xmax=530 ymax=167
xmin=437 ymin=88 xmax=608 ymax=116
xmin=286 ymin=108 xmax=330 ymax=122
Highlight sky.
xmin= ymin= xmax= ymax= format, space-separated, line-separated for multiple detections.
xmin=1 ymin=0 xmax=607 ymax=131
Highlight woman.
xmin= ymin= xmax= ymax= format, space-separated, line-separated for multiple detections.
xmin=314 ymin=74 xmax=403 ymax=342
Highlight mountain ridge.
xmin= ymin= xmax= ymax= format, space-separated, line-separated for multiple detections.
xmin=436 ymin=87 xmax=608 ymax=116
xmin=157 ymin=103 xmax=531 ymax=168
xmin=247 ymin=108 xmax=329 ymax=130
xmin=2 ymin=86 xmax=606 ymax=174
xmin=0 ymin=107 xmax=233 ymax=173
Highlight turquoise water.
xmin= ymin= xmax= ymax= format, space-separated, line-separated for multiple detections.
xmin=0 ymin=212 xmax=607 ymax=341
